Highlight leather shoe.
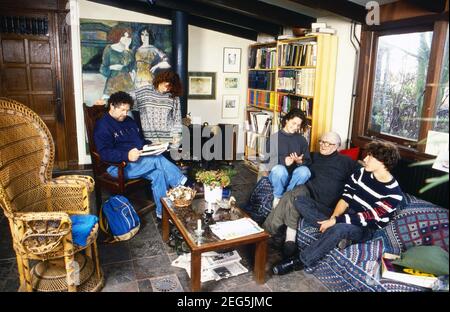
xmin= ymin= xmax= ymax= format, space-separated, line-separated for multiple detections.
xmin=272 ymin=256 xmax=304 ymax=275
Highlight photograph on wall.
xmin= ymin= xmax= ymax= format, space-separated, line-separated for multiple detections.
xmin=223 ymin=47 xmax=241 ymax=73
xmin=222 ymin=95 xmax=239 ymax=118
xmin=80 ymin=19 xmax=172 ymax=105
xmin=224 ymin=77 xmax=239 ymax=89
xmin=188 ymin=72 xmax=216 ymax=99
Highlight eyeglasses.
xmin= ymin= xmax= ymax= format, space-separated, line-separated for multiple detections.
xmin=318 ymin=140 xmax=336 ymax=147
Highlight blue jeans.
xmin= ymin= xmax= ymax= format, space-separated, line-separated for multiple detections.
xmin=295 ymin=197 xmax=374 ymax=267
xmin=107 ymin=155 xmax=187 ymax=218
xmin=269 ymin=165 xmax=311 ymax=198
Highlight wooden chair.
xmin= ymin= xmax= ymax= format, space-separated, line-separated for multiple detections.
xmin=0 ymin=98 xmax=103 ymax=292
xmin=82 ymin=103 xmax=152 ymax=213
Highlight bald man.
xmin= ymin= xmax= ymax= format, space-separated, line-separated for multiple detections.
xmin=263 ymin=132 xmax=360 ymax=257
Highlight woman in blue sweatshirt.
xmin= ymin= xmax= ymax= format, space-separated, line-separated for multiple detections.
xmin=265 ymin=108 xmax=311 ymax=208
xmin=93 ymin=91 xmax=187 ymax=220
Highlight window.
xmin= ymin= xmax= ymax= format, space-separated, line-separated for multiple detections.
xmin=353 ymin=19 xmax=449 ymax=160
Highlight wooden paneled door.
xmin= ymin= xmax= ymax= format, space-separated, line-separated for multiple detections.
xmin=0 ymin=7 xmax=78 ymax=169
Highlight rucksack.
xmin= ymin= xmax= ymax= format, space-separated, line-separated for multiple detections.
xmin=99 ymin=195 xmax=140 ymax=241
xmin=244 ymin=177 xmax=274 ymax=224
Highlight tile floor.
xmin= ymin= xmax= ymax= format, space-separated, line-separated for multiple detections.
xmin=0 ymin=161 xmax=328 ymax=292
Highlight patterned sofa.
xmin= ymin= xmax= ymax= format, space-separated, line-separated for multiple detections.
xmin=297 ymin=193 xmax=449 ymax=292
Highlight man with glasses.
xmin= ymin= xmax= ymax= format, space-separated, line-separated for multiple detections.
xmin=263 ymin=131 xmax=359 ymax=258
xmin=271 ymin=140 xmax=403 ymax=275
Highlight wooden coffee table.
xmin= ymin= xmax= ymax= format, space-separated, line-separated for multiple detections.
xmin=161 ymin=197 xmax=270 ymax=292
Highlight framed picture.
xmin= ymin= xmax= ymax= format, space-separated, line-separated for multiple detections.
xmin=224 ymin=77 xmax=239 ymax=89
xmin=188 ymin=72 xmax=216 ymax=99
xmin=223 ymin=47 xmax=241 ymax=73
xmin=222 ymin=95 xmax=239 ymax=119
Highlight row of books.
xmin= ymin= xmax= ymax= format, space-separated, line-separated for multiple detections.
xmin=247 ymin=89 xmax=276 ymax=110
xmin=276 ymin=68 xmax=316 ymax=96
xmin=278 ymin=41 xmax=317 ymax=67
xmin=248 ymin=47 xmax=277 ymax=69
xmin=248 ymin=70 xmax=276 ymax=91
xmin=278 ymin=96 xmax=313 ymax=116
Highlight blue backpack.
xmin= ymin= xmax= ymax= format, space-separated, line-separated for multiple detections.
xmin=244 ymin=177 xmax=274 ymax=224
xmin=99 ymin=195 xmax=140 ymax=241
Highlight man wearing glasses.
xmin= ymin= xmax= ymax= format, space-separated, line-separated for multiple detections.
xmin=263 ymin=131 xmax=359 ymax=258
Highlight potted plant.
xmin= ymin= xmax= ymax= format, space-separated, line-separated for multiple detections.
xmin=195 ymin=169 xmax=235 ymax=203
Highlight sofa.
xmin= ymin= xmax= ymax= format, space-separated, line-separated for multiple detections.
xmin=296 ymin=193 xmax=449 ymax=292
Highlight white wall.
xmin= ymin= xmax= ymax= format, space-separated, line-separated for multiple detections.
xmin=187 ymin=26 xmax=253 ymax=155
xmin=71 ymin=0 xmax=252 ymax=164
xmin=317 ymin=16 xmax=361 ymax=148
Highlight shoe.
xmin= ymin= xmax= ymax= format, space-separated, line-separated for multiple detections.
xmin=272 ymin=257 xmax=304 ymax=275
xmin=338 ymin=239 xmax=352 ymax=250
xmin=282 ymin=241 xmax=298 ymax=258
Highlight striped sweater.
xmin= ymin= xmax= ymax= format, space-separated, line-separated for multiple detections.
xmin=335 ymin=167 xmax=403 ymax=229
xmin=135 ymin=85 xmax=182 ymax=143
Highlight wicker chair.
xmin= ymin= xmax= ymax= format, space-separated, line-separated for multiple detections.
xmin=0 ymin=98 xmax=104 ymax=292
xmin=82 ymin=103 xmax=151 ymax=213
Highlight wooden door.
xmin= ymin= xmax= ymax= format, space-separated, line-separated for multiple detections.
xmin=0 ymin=11 xmax=74 ymax=168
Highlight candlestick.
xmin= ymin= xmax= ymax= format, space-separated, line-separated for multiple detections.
xmin=207 ymin=202 xmax=212 ymax=213
xmin=197 ymin=219 xmax=201 ymax=232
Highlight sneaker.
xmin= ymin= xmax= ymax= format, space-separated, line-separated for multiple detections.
xmin=272 ymin=257 xmax=304 ymax=275
xmin=338 ymin=239 xmax=352 ymax=250
xmin=282 ymin=241 xmax=298 ymax=258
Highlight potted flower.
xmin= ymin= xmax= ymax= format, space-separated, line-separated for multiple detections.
xmin=195 ymin=169 xmax=235 ymax=203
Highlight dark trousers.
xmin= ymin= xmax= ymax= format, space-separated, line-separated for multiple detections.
xmin=295 ymin=197 xmax=374 ymax=267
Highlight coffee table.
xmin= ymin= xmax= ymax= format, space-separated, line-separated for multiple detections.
xmin=161 ymin=197 xmax=270 ymax=292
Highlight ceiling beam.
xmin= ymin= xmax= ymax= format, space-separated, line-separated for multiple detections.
xmin=190 ymin=0 xmax=315 ymax=27
xmin=146 ymin=0 xmax=281 ymax=36
xmin=88 ymin=0 xmax=258 ymax=40
xmin=406 ymin=0 xmax=447 ymax=13
xmin=287 ymin=0 xmax=367 ymax=23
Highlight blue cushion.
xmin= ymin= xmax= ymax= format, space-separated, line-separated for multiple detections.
xmin=70 ymin=215 xmax=98 ymax=247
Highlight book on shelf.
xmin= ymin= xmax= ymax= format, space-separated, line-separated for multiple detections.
xmin=381 ymin=253 xmax=437 ymax=289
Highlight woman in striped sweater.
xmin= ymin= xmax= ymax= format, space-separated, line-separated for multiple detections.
xmin=273 ymin=140 xmax=404 ymax=275
xmin=135 ymin=70 xmax=183 ymax=146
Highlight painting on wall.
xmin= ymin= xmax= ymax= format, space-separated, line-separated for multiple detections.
xmin=223 ymin=47 xmax=241 ymax=73
xmin=188 ymin=72 xmax=216 ymax=99
xmin=222 ymin=95 xmax=239 ymax=118
xmin=224 ymin=77 xmax=239 ymax=89
xmin=80 ymin=19 xmax=172 ymax=105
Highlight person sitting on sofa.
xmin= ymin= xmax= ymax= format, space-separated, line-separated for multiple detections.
xmin=272 ymin=140 xmax=404 ymax=275
xmin=263 ymin=131 xmax=359 ymax=257
xmin=93 ymin=91 xmax=187 ymax=220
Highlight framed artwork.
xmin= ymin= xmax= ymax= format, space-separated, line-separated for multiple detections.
xmin=223 ymin=47 xmax=241 ymax=73
xmin=222 ymin=95 xmax=239 ymax=119
xmin=188 ymin=72 xmax=216 ymax=99
xmin=224 ymin=77 xmax=239 ymax=89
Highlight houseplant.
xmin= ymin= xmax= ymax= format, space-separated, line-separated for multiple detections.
xmin=195 ymin=169 xmax=235 ymax=203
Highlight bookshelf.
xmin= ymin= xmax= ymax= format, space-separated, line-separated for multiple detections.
xmin=245 ymin=34 xmax=338 ymax=166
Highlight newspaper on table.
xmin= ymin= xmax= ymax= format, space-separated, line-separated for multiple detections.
xmin=171 ymin=250 xmax=248 ymax=282
xmin=209 ymin=217 xmax=264 ymax=240
xmin=140 ymin=142 xmax=169 ymax=156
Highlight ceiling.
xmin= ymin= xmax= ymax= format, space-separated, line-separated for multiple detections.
xmin=89 ymin=0 xmax=447 ymax=40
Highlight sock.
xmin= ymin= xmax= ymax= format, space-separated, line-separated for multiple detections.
xmin=285 ymin=227 xmax=296 ymax=242
xmin=272 ymin=197 xmax=280 ymax=209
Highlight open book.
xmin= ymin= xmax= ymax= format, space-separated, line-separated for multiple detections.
xmin=140 ymin=142 xmax=169 ymax=156
xmin=381 ymin=253 xmax=437 ymax=289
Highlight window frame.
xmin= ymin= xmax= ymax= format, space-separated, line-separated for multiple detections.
xmin=352 ymin=18 xmax=449 ymax=161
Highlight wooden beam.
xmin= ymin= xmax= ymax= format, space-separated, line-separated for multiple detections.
xmin=190 ymin=0 xmax=315 ymax=27
xmin=406 ymin=0 xmax=447 ymax=13
xmin=288 ymin=0 xmax=366 ymax=23
xmin=144 ymin=0 xmax=281 ymax=36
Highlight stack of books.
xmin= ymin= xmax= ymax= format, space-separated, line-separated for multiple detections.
xmin=306 ymin=22 xmax=336 ymax=35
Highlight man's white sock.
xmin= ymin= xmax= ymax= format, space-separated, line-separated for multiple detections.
xmin=285 ymin=227 xmax=297 ymax=242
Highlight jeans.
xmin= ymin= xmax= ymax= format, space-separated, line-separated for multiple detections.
xmin=107 ymin=155 xmax=187 ymax=218
xmin=269 ymin=164 xmax=311 ymax=198
xmin=295 ymin=197 xmax=374 ymax=267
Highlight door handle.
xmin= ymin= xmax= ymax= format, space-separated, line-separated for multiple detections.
xmin=55 ymin=80 xmax=64 ymax=123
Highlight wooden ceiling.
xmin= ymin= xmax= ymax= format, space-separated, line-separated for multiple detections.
xmin=89 ymin=0 xmax=448 ymax=40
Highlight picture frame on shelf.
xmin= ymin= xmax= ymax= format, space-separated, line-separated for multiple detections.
xmin=222 ymin=95 xmax=239 ymax=119
xmin=223 ymin=47 xmax=241 ymax=73
xmin=188 ymin=72 xmax=216 ymax=99
xmin=224 ymin=77 xmax=239 ymax=89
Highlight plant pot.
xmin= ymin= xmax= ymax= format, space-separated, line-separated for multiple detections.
xmin=204 ymin=185 xmax=223 ymax=203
